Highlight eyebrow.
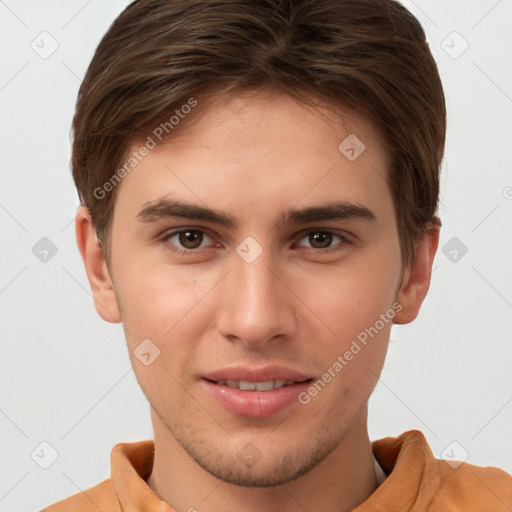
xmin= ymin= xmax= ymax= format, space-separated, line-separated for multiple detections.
xmin=136 ymin=197 xmax=377 ymax=227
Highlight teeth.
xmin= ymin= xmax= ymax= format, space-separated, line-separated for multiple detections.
xmin=217 ymin=379 xmax=296 ymax=390
xmin=255 ymin=380 xmax=274 ymax=391
xmin=239 ymin=381 xmax=256 ymax=391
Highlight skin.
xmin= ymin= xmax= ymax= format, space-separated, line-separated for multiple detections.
xmin=76 ymin=86 xmax=439 ymax=512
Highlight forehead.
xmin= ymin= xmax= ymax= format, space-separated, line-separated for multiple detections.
xmin=149 ymin=87 xmax=387 ymax=163
xmin=114 ymin=87 xmax=391 ymax=222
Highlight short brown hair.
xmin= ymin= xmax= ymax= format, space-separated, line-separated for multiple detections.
xmin=71 ymin=0 xmax=446 ymax=266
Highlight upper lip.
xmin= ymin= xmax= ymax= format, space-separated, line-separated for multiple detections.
xmin=203 ymin=365 xmax=313 ymax=383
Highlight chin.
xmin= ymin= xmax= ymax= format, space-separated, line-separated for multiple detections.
xmin=190 ymin=454 xmax=315 ymax=488
xmin=178 ymin=427 xmax=342 ymax=488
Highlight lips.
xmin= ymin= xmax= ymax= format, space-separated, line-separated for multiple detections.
xmin=201 ymin=365 xmax=314 ymax=418
xmin=215 ymin=379 xmax=297 ymax=390
xmin=203 ymin=365 xmax=312 ymax=384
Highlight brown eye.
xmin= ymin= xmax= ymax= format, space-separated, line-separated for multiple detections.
xmin=163 ymin=228 xmax=214 ymax=252
xmin=178 ymin=230 xmax=203 ymax=249
xmin=296 ymin=230 xmax=348 ymax=250
xmin=309 ymin=231 xmax=333 ymax=249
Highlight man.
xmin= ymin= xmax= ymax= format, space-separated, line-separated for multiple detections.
xmin=42 ymin=0 xmax=512 ymax=510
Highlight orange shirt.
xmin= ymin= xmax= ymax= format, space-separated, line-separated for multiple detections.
xmin=41 ymin=430 xmax=512 ymax=511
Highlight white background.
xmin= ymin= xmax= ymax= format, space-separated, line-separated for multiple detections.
xmin=1 ymin=1 xmax=511 ymax=510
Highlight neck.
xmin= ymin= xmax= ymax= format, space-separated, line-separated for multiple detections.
xmin=146 ymin=407 xmax=378 ymax=512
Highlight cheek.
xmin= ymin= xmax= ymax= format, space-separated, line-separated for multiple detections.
xmin=116 ymin=261 xmax=213 ymax=340
xmin=296 ymin=257 xmax=400 ymax=348
xmin=116 ymin=262 xmax=223 ymax=398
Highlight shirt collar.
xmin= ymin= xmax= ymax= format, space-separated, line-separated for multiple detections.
xmin=110 ymin=430 xmax=435 ymax=511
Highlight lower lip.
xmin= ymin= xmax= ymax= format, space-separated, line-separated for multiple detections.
xmin=202 ymin=379 xmax=312 ymax=418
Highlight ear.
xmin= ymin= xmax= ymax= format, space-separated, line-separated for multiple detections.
xmin=393 ymin=224 xmax=440 ymax=324
xmin=75 ymin=206 xmax=122 ymax=323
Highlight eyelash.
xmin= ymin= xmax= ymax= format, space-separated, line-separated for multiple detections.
xmin=160 ymin=227 xmax=352 ymax=256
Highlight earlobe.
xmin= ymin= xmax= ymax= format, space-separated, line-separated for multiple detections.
xmin=393 ymin=224 xmax=440 ymax=325
xmin=75 ymin=206 xmax=122 ymax=324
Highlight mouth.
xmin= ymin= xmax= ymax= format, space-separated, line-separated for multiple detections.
xmin=201 ymin=368 xmax=314 ymax=418
xmin=205 ymin=378 xmax=311 ymax=391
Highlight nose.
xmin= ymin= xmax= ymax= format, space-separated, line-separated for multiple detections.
xmin=216 ymin=245 xmax=299 ymax=347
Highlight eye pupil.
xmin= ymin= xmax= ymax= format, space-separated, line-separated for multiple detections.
xmin=310 ymin=231 xmax=332 ymax=249
xmin=179 ymin=230 xmax=202 ymax=249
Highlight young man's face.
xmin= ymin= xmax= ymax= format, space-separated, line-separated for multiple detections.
xmin=78 ymin=87 xmax=435 ymax=486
